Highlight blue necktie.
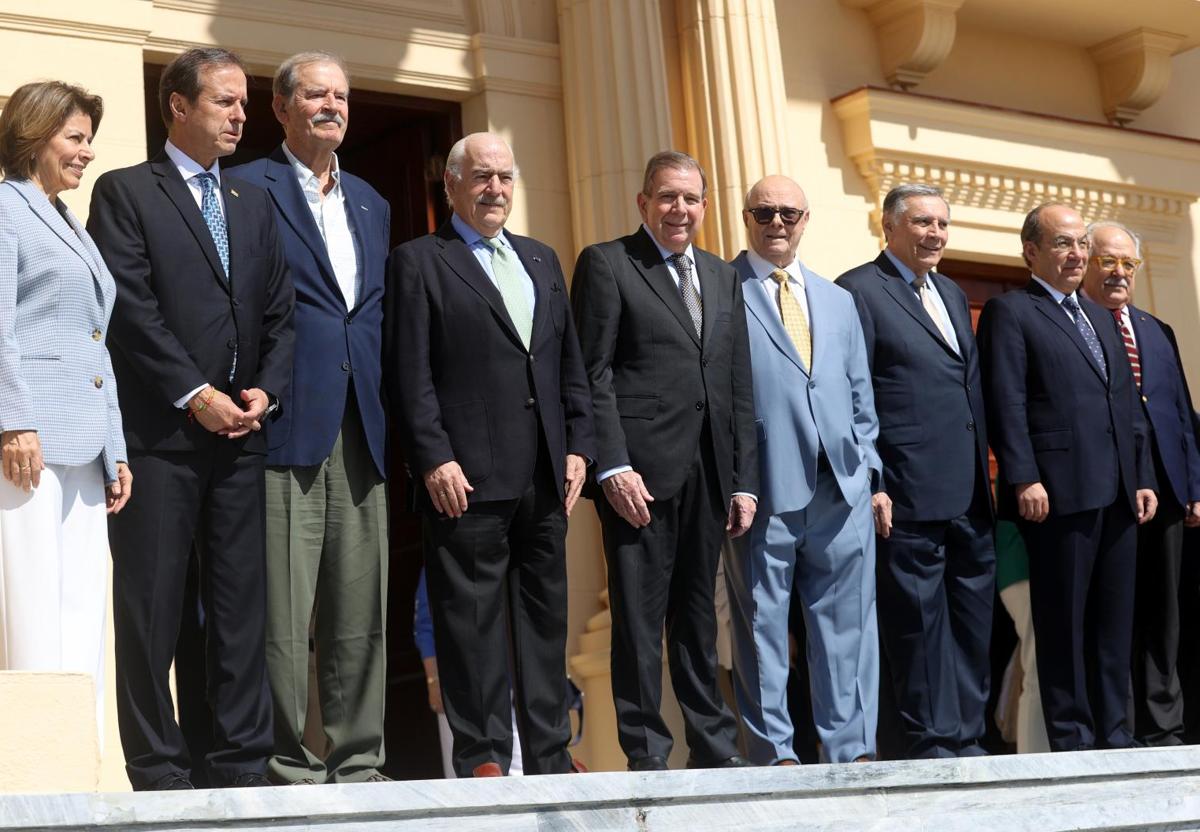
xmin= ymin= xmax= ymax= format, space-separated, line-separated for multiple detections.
xmin=1062 ymin=294 xmax=1107 ymax=377
xmin=194 ymin=173 xmax=229 ymax=278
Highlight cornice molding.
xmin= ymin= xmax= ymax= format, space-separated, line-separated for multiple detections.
xmin=1090 ymin=28 xmax=1188 ymax=126
xmin=0 ymin=10 xmax=150 ymax=45
xmin=841 ymin=0 xmax=963 ymax=90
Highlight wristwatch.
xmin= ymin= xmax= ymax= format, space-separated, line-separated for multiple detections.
xmin=265 ymin=393 xmax=280 ymax=419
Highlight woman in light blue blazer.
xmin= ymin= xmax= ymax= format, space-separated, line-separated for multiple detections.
xmin=0 ymin=81 xmax=131 ymax=742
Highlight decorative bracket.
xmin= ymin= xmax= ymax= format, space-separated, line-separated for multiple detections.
xmin=842 ymin=0 xmax=964 ymax=90
xmin=1090 ymin=28 xmax=1188 ymax=126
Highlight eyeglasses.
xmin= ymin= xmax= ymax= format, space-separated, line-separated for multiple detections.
xmin=745 ymin=206 xmax=806 ymax=226
xmin=1047 ymin=235 xmax=1090 ymax=253
xmin=1090 ymin=255 xmax=1142 ymax=274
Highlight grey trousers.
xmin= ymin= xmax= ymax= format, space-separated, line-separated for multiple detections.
xmin=264 ymin=400 xmax=388 ymax=783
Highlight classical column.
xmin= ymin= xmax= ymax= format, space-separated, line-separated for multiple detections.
xmin=557 ymin=0 xmax=675 ymax=250
xmin=675 ymin=0 xmax=791 ymax=258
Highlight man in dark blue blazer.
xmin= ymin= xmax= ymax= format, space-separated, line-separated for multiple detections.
xmin=228 ymin=53 xmax=391 ymax=785
xmin=978 ymin=203 xmax=1158 ymax=752
xmin=1081 ymin=221 xmax=1200 ymax=746
xmin=837 ymin=184 xmax=995 ymax=759
xmin=385 ymin=132 xmax=594 ymax=777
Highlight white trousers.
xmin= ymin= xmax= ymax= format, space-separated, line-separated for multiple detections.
xmin=0 ymin=460 xmax=109 ymax=746
xmin=999 ymin=580 xmax=1050 ymax=754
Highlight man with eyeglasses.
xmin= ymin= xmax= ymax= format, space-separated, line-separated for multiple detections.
xmin=725 ymin=175 xmax=881 ymax=764
xmin=1080 ymin=221 xmax=1200 ymax=747
xmin=837 ymin=184 xmax=994 ymax=760
xmin=978 ymin=203 xmax=1157 ymax=752
xmin=571 ymin=150 xmax=757 ymax=771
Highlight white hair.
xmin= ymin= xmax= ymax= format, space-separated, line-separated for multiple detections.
xmin=1086 ymin=220 xmax=1142 ymax=258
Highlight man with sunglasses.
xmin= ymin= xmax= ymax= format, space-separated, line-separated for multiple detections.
xmin=1081 ymin=221 xmax=1200 ymax=747
xmin=725 ymin=176 xmax=881 ymax=764
xmin=978 ymin=203 xmax=1157 ymax=752
xmin=837 ymin=184 xmax=994 ymax=760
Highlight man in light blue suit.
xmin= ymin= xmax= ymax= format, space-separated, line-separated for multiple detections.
xmin=725 ymin=175 xmax=883 ymax=764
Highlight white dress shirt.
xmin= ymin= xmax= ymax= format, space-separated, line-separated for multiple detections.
xmin=745 ymin=248 xmax=810 ymax=326
xmin=883 ymin=248 xmax=960 ymax=356
xmin=281 ymin=142 xmax=360 ymax=310
xmin=1030 ymin=275 xmax=1099 ymax=334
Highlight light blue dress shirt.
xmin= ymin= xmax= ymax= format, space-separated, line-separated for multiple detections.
xmin=450 ymin=213 xmax=536 ymax=313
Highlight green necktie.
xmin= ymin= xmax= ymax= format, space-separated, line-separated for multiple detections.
xmin=485 ymin=236 xmax=533 ymax=349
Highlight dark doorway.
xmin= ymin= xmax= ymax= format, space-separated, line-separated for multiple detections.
xmin=144 ymin=63 xmax=460 ymax=780
xmin=939 ymin=258 xmax=1027 ymax=330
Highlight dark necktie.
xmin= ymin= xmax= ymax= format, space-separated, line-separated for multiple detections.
xmin=1062 ymin=294 xmax=1106 ymax=376
xmin=669 ymin=253 xmax=702 ymax=338
xmin=1112 ymin=307 xmax=1141 ymax=388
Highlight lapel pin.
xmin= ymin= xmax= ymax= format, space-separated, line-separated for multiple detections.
xmin=230 ymin=188 xmax=239 ymax=197
xmin=361 ymin=204 xmax=369 ymax=211
xmin=532 ymin=256 xmax=542 ymax=262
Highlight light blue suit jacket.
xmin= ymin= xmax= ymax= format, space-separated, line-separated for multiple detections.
xmin=733 ymin=252 xmax=880 ymax=517
xmin=0 ymin=178 xmax=125 ymax=481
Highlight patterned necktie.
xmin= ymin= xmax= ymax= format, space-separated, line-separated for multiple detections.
xmin=1112 ymin=307 xmax=1141 ymax=388
xmin=484 ymin=236 xmax=533 ymax=349
xmin=1061 ymin=294 xmax=1107 ymax=376
xmin=669 ymin=253 xmax=702 ymax=338
xmin=912 ymin=273 xmax=956 ymax=350
xmin=194 ymin=173 xmax=229 ymax=278
xmin=771 ymin=269 xmax=812 ymax=369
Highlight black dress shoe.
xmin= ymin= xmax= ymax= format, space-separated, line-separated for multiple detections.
xmin=230 ymin=773 xmax=272 ymax=788
xmin=150 ymin=772 xmax=194 ymax=790
xmin=628 ymin=756 xmax=668 ymax=771
xmin=687 ymin=754 xmax=753 ymax=769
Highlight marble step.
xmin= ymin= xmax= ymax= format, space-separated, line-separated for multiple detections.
xmin=2 ymin=746 xmax=1199 ymax=831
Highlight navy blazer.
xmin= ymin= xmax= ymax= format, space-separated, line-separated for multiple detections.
xmin=837 ymin=253 xmax=991 ymax=522
xmin=229 ymin=147 xmax=390 ymax=477
xmin=384 ymin=222 xmax=595 ymax=505
xmin=978 ymin=280 xmax=1155 ymax=520
xmin=1126 ymin=304 xmax=1200 ymax=508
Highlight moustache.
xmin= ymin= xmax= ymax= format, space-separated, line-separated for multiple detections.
xmin=477 ymin=195 xmax=508 ymax=207
xmin=311 ymin=112 xmax=345 ymax=127
xmin=1103 ymin=277 xmax=1130 ymax=288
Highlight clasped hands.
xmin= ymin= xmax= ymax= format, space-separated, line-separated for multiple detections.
xmin=601 ymin=469 xmax=756 ymax=537
xmin=189 ymin=385 xmax=269 ymax=439
xmin=424 ymin=453 xmax=589 ymax=518
xmin=1016 ymin=481 xmax=1157 ymax=525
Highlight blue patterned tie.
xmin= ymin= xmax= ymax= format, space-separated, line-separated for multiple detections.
xmin=194 ymin=173 xmax=229 ymax=278
xmin=1061 ymin=294 xmax=1107 ymax=377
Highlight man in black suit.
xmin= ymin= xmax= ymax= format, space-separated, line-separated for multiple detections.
xmin=385 ymin=132 xmax=594 ymax=778
xmin=1080 ymin=220 xmax=1200 ymax=746
xmin=978 ymin=202 xmax=1157 ymax=752
xmin=837 ymin=184 xmax=995 ymax=759
xmin=571 ymin=151 xmax=757 ymax=771
xmin=88 ymin=47 xmax=294 ymax=790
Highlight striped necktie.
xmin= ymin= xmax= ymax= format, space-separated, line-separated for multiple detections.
xmin=1112 ymin=307 xmax=1141 ymax=388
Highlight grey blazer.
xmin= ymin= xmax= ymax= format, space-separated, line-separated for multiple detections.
xmin=0 ymin=178 xmax=125 ymax=481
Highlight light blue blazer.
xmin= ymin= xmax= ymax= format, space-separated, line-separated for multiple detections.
xmin=733 ymin=252 xmax=880 ymax=517
xmin=0 ymin=178 xmax=125 ymax=482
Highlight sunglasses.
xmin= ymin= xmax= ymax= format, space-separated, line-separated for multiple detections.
xmin=1090 ymin=255 xmax=1142 ymax=274
xmin=746 ymin=206 xmax=806 ymax=226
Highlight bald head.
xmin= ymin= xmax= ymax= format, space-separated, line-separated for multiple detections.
xmin=742 ymin=175 xmax=810 ymax=267
xmin=444 ymin=132 xmax=518 ymax=237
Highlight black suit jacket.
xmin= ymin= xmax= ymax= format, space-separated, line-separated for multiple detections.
xmin=837 ymin=253 xmax=991 ymax=522
xmin=977 ymin=280 xmax=1155 ymax=520
xmin=570 ymin=227 xmax=758 ymax=504
xmin=87 ymin=151 xmax=294 ymax=455
xmin=1126 ymin=304 xmax=1200 ymax=509
xmin=384 ymin=221 xmax=595 ymax=505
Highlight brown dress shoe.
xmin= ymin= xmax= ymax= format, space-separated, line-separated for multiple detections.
xmin=774 ymin=759 xmax=799 ymax=766
xmin=472 ymin=762 xmax=504 ymax=777
xmin=569 ymin=759 xmax=588 ymax=773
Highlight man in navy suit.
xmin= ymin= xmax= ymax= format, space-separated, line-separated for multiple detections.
xmin=837 ymin=184 xmax=994 ymax=759
xmin=385 ymin=132 xmax=594 ymax=777
xmin=726 ymin=175 xmax=881 ymax=764
xmin=978 ymin=203 xmax=1157 ymax=752
xmin=1080 ymin=221 xmax=1200 ymax=746
xmin=228 ymin=52 xmax=391 ymax=784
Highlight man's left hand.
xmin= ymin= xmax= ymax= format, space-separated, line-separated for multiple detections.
xmin=1186 ymin=501 xmax=1200 ymax=528
xmin=1136 ymin=488 xmax=1158 ymax=525
xmin=563 ymin=453 xmax=586 ymax=517
xmin=226 ymin=388 xmax=269 ymax=438
xmin=726 ymin=495 xmax=757 ymax=538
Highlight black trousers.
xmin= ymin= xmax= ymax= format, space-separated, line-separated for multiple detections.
xmin=1131 ymin=497 xmax=1186 ymax=745
xmin=598 ymin=434 xmax=740 ymax=765
xmin=110 ymin=441 xmax=273 ymax=789
xmin=422 ymin=445 xmax=573 ymax=777
xmin=1022 ymin=497 xmax=1137 ymax=751
xmin=875 ymin=482 xmax=995 ymax=759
